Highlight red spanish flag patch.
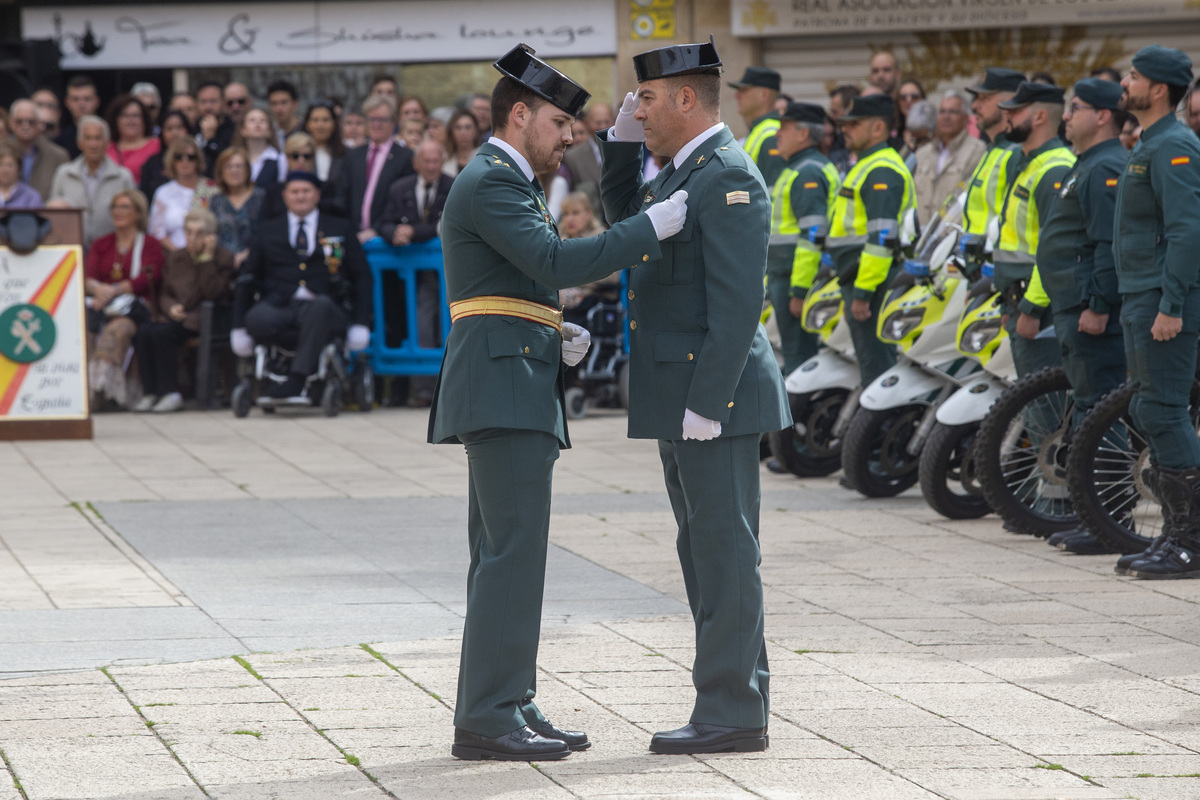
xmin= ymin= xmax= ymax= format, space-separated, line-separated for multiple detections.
xmin=1105 ymin=178 xmax=1118 ymax=187
xmin=1172 ymin=156 xmax=1191 ymax=166
xmin=872 ymin=183 xmax=888 ymax=190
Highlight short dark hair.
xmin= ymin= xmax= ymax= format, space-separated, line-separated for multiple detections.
xmin=490 ymin=76 xmax=547 ymax=134
xmin=664 ymin=73 xmax=721 ymax=111
xmin=1168 ymin=82 xmax=1188 ymax=110
xmin=1030 ymin=71 xmax=1057 ymax=86
xmin=371 ymin=74 xmax=397 ymax=90
xmin=267 ymin=79 xmax=297 ymax=100
xmin=66 ymin=74 xmax=96 ymax=92
xmin=1090 ymin=67 xmax=1122 ymax=82
xmin=105 ymin=94 xmax=152 ymax=139
xmin=830 ymin=84 xmax=861 ymax=107
xmin=1106 ymin=107 xmax=1130 ymax=133
xmin=196 ymin=81 xmax=222 ymax=95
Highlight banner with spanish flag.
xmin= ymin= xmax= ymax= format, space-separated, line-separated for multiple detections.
xmin=0 ymin=246 xmax=87 ymax=420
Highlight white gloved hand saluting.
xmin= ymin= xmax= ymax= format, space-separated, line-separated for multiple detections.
xmin=682 ymin=408 xmax=722 ymax=441
xmin=346 ymin=324 xmax=371 ymax=352
xmin=561 ymin=322 xmax=591 ymax=367
xmin=610 ymin=92 xmax=645 ymax=143
xmin=646 ymin=190 xmax=688 ymax=240
xmin=230 ymin=328 xmax=255 ymax=358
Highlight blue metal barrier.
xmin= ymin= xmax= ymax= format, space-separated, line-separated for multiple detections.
xmin=363 ymin=236 xmax=449 ymax=377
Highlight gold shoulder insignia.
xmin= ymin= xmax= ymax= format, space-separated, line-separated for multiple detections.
xmin=696 ymin=155 xmax=706 ymax=165
xmin=726 ymin=191 xmax=750 ymax=205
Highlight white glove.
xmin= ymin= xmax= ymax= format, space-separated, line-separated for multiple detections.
xmin=646 ymin=190 xmax=688 ymax=240
xmin=230 ymin=328 xmax=255 ymax=358
xmin=561 ymin=322 xmax=591 ymax=367
xmin=346 ymin=324 xmax=371 ymax=352
xmin=610 ymin=92 xmax=645 ymax=143
xmin=682 ymin=408 xmax=722 ymax=441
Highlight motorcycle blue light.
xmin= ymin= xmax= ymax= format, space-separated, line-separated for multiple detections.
xmin=904 ymin=260 xmax=930 ymax=277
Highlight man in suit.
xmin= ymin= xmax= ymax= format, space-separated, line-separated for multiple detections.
xmin=562 ymin=103 xmax=614 ymax=223
xmin=598 ymin=38 xmax=790 ymax=755
xmin=428 ymin=43 xmax=686 ymax=762
xmin=56 ymin=75 xmax=100 ymax=159
xmin=378 ymin=139 xmax=455 ymax=405
xmin=230 ymin=172 xmax=372 ymax=400
xmin=10 ymin=99 xmax=69 ymax=200
xmin=342 ymin=94 xmax=414 ymax=244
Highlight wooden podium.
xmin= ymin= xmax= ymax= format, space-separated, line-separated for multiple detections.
xmin=0 ymin=209 xmax=92 ymax=441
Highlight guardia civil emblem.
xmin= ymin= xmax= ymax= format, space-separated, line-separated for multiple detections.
xmin=0 ymin=304 xmax=55 ymax=364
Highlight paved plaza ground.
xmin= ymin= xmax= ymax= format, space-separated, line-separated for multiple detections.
xmin=3 ymin=407 xmax=1200 ymax=799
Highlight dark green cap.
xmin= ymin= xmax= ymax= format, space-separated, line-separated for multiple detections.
xmin=727 ymin=66 xmax=780 ymax=92
xmin=1072 ymin=78 xmax=1123 ymax=111
xmin=840 ymin=94 xmax=895 ymax=121
xmin=780 ymin=102 xmax=827 ymax=126
xmin=965 ymin=67 xmax=1025 ymax=96
xmin=997 ymin=81 xmax=1066 ymax=109
xmin=1131 ymin=45 xmax=1193 ymax=88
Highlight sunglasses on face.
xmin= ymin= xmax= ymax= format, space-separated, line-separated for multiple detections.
xmin=226 ymin=98 xmax=248 ymax=107
xmin=288 ymin=152 xmax=315 ymax=160
xmin=176 ymin=153 xmax=199 ymax=161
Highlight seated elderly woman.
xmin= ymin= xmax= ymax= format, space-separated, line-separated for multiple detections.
xmin=149 ymin=138 xmax=218 ymax=252
xmin=83 ymin=188 xmax=165 ymax=408
xmin=133 ymin=208 xmax=236 ymax=412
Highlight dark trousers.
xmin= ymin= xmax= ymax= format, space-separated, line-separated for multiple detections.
xmin=412 ymin=270 xmax=441 ymax=398
xmin=134 ymin=321 xmax=195 ymax=396
xmin=455 ymin=427 xmax=560 ymax=737
xmin=1054 ymin=307 xmax=1126 ymax=424
xmin=1122 ymin=289 xmax=1200 ymax=470
xmin=840 ymin=283 xmax=895 ymax=386
xmin=658 ymin=433 xmax=769 ymax=728
xmin=767 ymin=268 xmax=819 ymax=375
xmin=1004 ymin=303 xmax=1061 ymax=379
xmin=244 ymin=295 xmax=347 ymax=376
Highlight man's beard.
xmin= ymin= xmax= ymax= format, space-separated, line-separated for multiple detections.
xmin=1121 ymin=89 xmax=1151 ymax=112
xmin=978 ymin=108 xmax=1002 ymax=131
xmin=522 ymin=127 xmax=565 ymax=174
xmin=1006 ymin=117 xmax=1033 ymax=143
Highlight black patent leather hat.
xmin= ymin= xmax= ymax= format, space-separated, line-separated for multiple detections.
xmin=633 ymin=35 xmax=722 ymax=82
xmin=493 ymin=43 xmax=590 ymax=118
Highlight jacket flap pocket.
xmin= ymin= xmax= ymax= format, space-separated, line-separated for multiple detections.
xmin=487 ymin=324 xmax=556 ymax=363
xmin=653 ymin=332 xmax=705 ymax=363
xmin=1120 ymin=231 xmax=1158 ymax=250
xmin=666 ymin=217 xmax=696 ymax=243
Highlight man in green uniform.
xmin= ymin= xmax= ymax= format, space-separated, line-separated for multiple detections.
xmin=769 ymin=101 xmax=840 ymax=375
xmin=598 ymin=37 xmax=790 ymax=754
xmin=429 ymin=44 xmax=688 ymax=760
xmin=1029 ymin=78 xmax=1129 ymax=555
xmin=729 ymin=66 xmax=784 ymax=187
xmin=826 ymin=94 xmax=915 ymax=386
xmin=961 ymin=67 xmax=1024 ymax=269
xmin=994 ymin=82 xmax=1075 ymax=378
xmin=1111 ymin=47 xmax=1200 ymax=579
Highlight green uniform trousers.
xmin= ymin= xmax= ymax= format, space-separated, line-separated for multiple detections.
xmin=1053 ymin=308 xmax=1127 ymax=425
xmin=767 ymin=268 xmax=819 ymax=375
xmin=455 ymin=427 xmax=559 ymax=737
xmin=840 ymin=281 xmax=896 ymax=386
xmin=658 ymin=433 xmax=769 ymax=729
xmin=1122 ymin=289 xmax=1200 ymax=471
xmin=1004 ymin=303 xmax=1062 ymax=379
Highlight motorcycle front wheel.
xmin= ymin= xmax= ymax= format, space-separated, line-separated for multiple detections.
xmin=919 ymin=421 xmax=991 ymax=520
xmin=841 ymin=404 xmax=924 ymax=498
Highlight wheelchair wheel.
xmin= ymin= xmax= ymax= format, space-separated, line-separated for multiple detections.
xmin=353 ymin=356 xmax=374 ymax=413
xmin=565 ymin=386 xmax=588 ymax=420
xmin=321 ymin=380 xmax=342 ymax=417
xmin=231 ymin=382 xmax=252 ymax=418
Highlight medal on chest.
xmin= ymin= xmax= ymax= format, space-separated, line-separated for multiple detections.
xmin=320 ymin=234 xmax=343 ymax=274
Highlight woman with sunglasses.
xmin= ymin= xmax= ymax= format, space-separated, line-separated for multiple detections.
xmin=262 ymin=132 xmax=334 ymax=218
xmin=148 ymin=139 xmax=217 ymax=251
xmin=105 ymin=94 xmax=160 ymax=185
xmin=230 ymin=106 xmax=281 ymax=188
xmin=139 ymin=110 xmax=195 ymax=199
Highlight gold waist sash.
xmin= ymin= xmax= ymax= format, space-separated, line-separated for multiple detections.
xmin=448 ymin=295 xmax=563 ymax=333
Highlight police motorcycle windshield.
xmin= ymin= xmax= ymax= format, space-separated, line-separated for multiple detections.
xmin=910 ymin=193 xmax=965 ymax=275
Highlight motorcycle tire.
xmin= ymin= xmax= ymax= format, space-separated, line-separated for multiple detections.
xmin=976 ymin=366 xmax=1078 ymax=537
xmin=1066 ymin=381 xmax=1200 ymax=555
xmin=840 ymin=404 xmax=924 ymax=498
xmin=919 ymin=421 xmax=991 ymax=520
xmin=767 ymin=389 xmax=848 ymax=477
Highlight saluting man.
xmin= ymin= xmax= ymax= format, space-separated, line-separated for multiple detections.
xmin=769 ymin=101 xmax=840 ymax=375
xmin=598 ymin=37 xmax=790 ymax=755
xmin=1110 ymin=47 xmax=1200 ymax=579
xmin=429 ymin=45 xmax=688 ymax=761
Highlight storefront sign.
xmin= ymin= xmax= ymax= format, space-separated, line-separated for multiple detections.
xmin=0 ymin=246 xmax=88 ymax=422
xmin=733 ymin=0 xmax=1200 ymax=36
xmin=23 ymin=2 xmax=618 ymax=68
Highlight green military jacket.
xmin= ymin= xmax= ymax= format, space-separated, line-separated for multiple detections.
xmin=1035 ymin=137 xmax=1125 ymax=315
xmin=1113 ymin=113 xmax=1200 ymax=316
xmin=428 ymin=141 xmax=660 ymax=447
xmin=745 ymin=113 xmax=784 ymax=188
xmin=599 ymin=126 xmax=790 ymax=440
xmin=766 ymin=146 xmax=837 ymax=296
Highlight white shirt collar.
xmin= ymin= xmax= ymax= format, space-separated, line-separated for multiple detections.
xmin=487 ymin=136 xmax=535 ymax=183
xmin=287 ymin=208 xmax=319 ymax=254
xmin=672 ymin=122 xmax=727 ymax=170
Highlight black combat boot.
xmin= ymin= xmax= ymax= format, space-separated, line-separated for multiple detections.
xmin=1128 ymin=467 xmax=1200 ymax=579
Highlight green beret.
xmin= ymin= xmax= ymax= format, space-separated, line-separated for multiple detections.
xmin=1072 ymin=78 xmax=1123 ymax=111
xmin=1131 ymin=45 xmax=1193 ymax=88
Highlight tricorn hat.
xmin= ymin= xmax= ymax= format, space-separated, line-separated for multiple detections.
xmin=493 ymin=43 xmax=591 ymax=118
xmin=633 ymin=35 xmax=723 ymax=83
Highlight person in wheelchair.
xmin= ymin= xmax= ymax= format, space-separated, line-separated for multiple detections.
xmin=229 ymin=171 xmax=372 ymax=400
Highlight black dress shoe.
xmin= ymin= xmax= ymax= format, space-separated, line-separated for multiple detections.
xmin=267 ymin=373 xmax=307 ymax=400
xmin=1129 ymin=538 xmax=1200 ymax=579
xmin=1060 ymin=531 xmax=1114 ymax=555
xmin=649 ymin=722 xmax=768 ymax=755
xmin=451 ymin=725 xmax=570 ymax=761
xmin=527 ymin=717 xmax=590 ymax=751
xmin=765 ymin=459 xmax=787 ymax=474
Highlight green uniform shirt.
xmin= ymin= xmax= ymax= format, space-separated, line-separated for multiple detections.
xmin=744 ymin=113 xmax=784 ymax=188
xmin=1113 ymin=113 xmax=1200 ymax=316
xmin=766 ymin=146 xmax=839 ymax=296
xmin=994 ymin=137 xmax=1075 ymax=300
xmin=1035 ymin=137 xmax=1125 ymax=315
xmin=961 ymin=133 xmax=1020 ymax=237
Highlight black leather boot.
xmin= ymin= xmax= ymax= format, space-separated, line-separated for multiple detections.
xmin=1129 ymin=467 xmax=1200 ymax=579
